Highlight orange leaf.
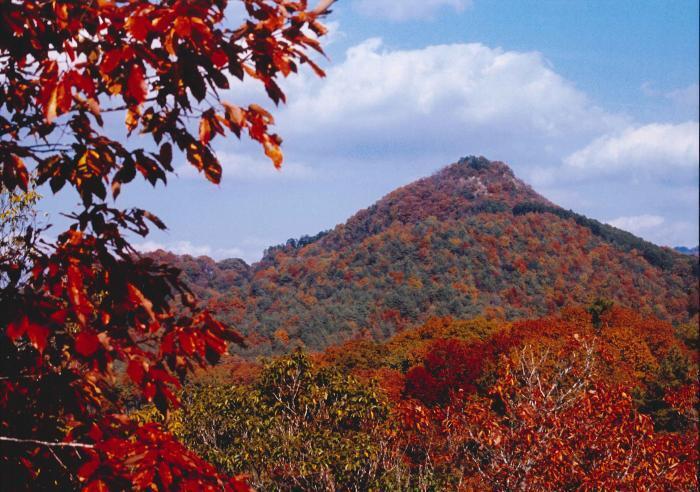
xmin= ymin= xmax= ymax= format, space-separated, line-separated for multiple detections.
xmin=127 ymin=284 xmax=156 ymax=322
xmin=126 ymin=107 xmax=140 ymax=134
xmin=199 ymin=117 xmax=211 ymax=144
xmin=45 ymin=86 xmax=58 ymax=123
xmin=312 ymin=0 xmax=335 ymax=14
xmin=263 ymin=139 xmax=283 ymax=169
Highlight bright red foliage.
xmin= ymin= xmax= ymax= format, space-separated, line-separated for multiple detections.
xmin=0 ymin=0 xmax=331 ymax=489
xmin=405 ymin=338 xmax=484 ymax=405
xmin=396 ymin=336 xmax=698 ymax=490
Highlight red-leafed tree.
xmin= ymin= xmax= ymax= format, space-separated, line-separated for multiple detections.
xmin=404 ymin=338 xmax=485 ymax=405
xmin=0 ymin=0 xmax=331 ymax=489
xmin=451 ymin=339 xmax=698 ymax=490
xmin=394 ymin=335 xmax=698 ymax=490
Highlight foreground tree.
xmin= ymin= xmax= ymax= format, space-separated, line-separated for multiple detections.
xmin=0 ymin=0 xmax=331 ymax=489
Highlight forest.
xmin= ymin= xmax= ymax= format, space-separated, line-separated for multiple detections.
xmin=153 ymin=156 xmax=697 ymax=355
xmin=130 ymin=305 xmax=698 ymax=490
xmin=0 ymin=0 xmax=697 ymax=491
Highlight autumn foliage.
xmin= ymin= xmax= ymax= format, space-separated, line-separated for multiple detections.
xmin=152 ymin=157 xmax=697 ymax=355
xmin=0 ymin=0 xmax=331 ymax=489
xmin=1 ymin=0 xmax=698 ymax=489
xmin=136 ymin=308 xmax=698 ymax=490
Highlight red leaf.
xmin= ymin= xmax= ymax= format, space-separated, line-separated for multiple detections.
xmin=127 ymin=14 xmax=150 ymax=42
xmin=143 ymin=381 xmax=156 ymax=401
xmin=158 ymin=461 xmax=173 ymax=488
xmin=6 ymin=317 xmax=27 ymax=341
xmin=100 ymin=50 xmax=122 ymax=75
xmin=49 ymin=309 xmax=68 ymax=324
xmin=211 ymin=50 xmax=228 ymax=68
xmin=77 ymin=460 xmax=100 ymax=482
xmin=75 ymin=331 xmax=100 ymax=357
xmin=87 ymin=423 xmax=103 ymax=442
xmin=26 ymin=322 xmax=49 ymax=354
xmin=178 ymin=331 xmax=196 ymax=355
xmin=57 ymin=77 xmax=73 ymax=114
xmin=173 ymin=17 xmax=192 ymax=38
xmin=9 ymin=155 xmax=29 ymax=191
xmin=83 ymin=480 xmax=109 ymax=492
xmin=67 ymin=265 xmax=91 ymax=326
xmin=127 ymin=360 xmax=146 ymax=384
xmin=127 ymin=65 xmax=148 ymax=104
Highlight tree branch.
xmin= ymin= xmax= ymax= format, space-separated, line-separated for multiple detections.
xmin=0 ymin=436 xmax=94 ymax=449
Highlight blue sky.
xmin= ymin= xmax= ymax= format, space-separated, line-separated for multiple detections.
xmin=44 ymin=0 xmax=699 ymax=262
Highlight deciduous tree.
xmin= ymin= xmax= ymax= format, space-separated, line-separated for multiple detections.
xmin=0 ymin=0 xmax=331 ymax=489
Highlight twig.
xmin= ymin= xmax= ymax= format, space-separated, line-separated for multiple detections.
xmin=0 ymin=436 xmax=94 ymax=449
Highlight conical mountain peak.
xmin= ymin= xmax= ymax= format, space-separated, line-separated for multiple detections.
xmin=336 ymin=156 xmax=551 ymax=244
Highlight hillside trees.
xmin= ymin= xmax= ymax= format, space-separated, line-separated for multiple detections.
xmin=392 ymin=331 xmax=697 ymax=490
xmin=451 ymin=340 xmax=698 ymax=490
xmin=0 ymin=0 xmax=331 ymax=489
xmin=145 ymin=351 xmax=400 ymax=490
xmin=162 ymin=311 xmax=698 ymax=490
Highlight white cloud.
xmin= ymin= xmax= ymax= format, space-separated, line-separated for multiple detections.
xmin=159 ymin=36 xmax=696 ymax=253
xmin=135 ymin=240 xmax=244 ymax=259
xmin=134 ymin=236 xmax=277 ymax=263
xmin=269 ymin=37 xmax=699 ymax=248
xmin=607 ymin=214 xmax=665 ymax=232
xmin=176 ymin=151 xmax=315 ymax=181
xmin=563 ymin=122 xmax=699 ymax=177
xmin=279 ymin=38 xmax=622 ymax=164
xmin=315 ymin=20 xmax=344 ymax=46
xmin=666 ymin=83 xmax=699 ymax=110
xmin=640 ymin=81 xmax=657 ymax=97
xmin=606 ymin=215 xmax=697 ymax=247
xmin=353 ymin=0 xmax=471 ymax=21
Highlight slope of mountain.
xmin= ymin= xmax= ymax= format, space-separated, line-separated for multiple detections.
xmin=149 ymin=156 xmax=698 ymax=354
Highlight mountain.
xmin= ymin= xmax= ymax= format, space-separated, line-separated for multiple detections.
xmin=675 ymin=246 xmax=699 ymax=256
xmin=149 ymin=156 xmax=698 ymax=354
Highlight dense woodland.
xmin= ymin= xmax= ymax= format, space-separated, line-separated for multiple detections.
xmin=153 ymin=157 xmax=698 ymax=355
xmin=131 ymin=305 xmax=699 ymax=490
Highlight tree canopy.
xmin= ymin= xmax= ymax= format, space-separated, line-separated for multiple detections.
xmin=0 ymin=0 xmax=331 ymax=489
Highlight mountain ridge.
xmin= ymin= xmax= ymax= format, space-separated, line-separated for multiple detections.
xmin=148 ymin=156 xmax=697 ymax=354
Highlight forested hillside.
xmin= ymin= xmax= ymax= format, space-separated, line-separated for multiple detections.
xmin=142 ymin=306 xmax=699 ymax=490
xmin=150 ymin=156 xmax=698 ymax=354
